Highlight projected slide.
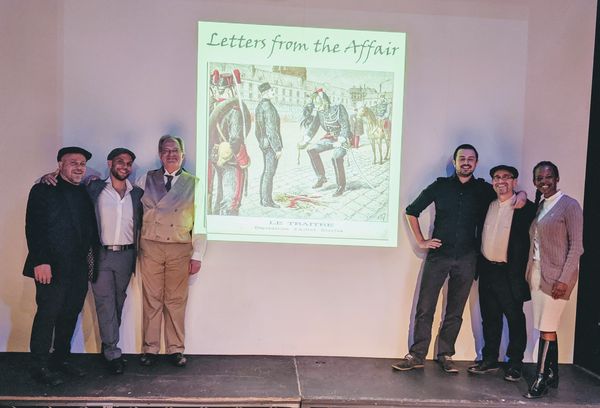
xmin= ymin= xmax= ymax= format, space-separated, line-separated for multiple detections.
xmin=196 ymin=22 xmax=406 ymax=247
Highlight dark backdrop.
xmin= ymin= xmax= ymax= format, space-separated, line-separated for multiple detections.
xmin=574 ymin=2 xmax=600 ymax=377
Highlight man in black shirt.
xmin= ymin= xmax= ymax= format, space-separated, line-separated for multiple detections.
xmin=23 ymin=147 xmax=98 ymax=386
xmin=392 ymin=144 xmax=524 ymax=374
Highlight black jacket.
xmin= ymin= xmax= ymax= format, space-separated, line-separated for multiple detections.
xmin=23 ymin=176 xmax=98 ymax=282
xmin=504 ymin=199 xmax=537 ymax=302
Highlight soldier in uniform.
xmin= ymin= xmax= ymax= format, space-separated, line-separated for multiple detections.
xmin=207 ymin=69 xmax=251 ymax=215
xmin=299 ymin=89 xmax=351 ymax=197
xmin=254 ymin=82 xmax=283 ymax=208
xmin=374 ymin=94 xmax=391 ymax=161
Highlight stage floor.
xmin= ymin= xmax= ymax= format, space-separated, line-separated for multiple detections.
xmin=1 ymin=353 xmax=600 ymax=407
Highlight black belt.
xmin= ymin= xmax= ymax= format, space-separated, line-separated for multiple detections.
xmin=484 ymin=258 xmax=507 ymax=266
xmin=102 ymin=244 xmax=134 ymax=252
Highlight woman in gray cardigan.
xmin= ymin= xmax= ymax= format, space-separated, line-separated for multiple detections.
xmin=524 ymin=161 xmax=583 ymax=399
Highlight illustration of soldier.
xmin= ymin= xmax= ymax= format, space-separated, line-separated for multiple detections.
xmin=254 ymin=82 xmax=283 ymax=208
xmin=207 ymin=69 xmax=252 ymax=215
xmin=298 ymin=89 xmax=351 ymax=197
xmin=351 ymin=105 xmax=365 ymax=149
xmin=374 ymin=94 xmax=391 ymax=161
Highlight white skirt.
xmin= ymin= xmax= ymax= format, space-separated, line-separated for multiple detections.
xmin=530 ymin=260 xmax=568 ymax=332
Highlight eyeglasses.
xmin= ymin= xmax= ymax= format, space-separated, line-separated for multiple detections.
xmin=161 ymin=148 xmax=181 ymax=155
xmin=492 ymin=175 xmax=514 ymax=181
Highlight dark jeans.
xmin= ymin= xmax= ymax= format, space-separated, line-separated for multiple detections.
xmin=30 ymin=271 xmax=88 ymax=367
xmin=410 ymin=252 xmax=477 ymax=359
xmin=478 ymin=258 xmax=527 ymax=364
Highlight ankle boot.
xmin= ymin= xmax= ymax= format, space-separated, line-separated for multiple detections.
xmin=546 ymin=339 xmax=559 ymax=388
xmin=524 ymin=338 xmax=551 ymax=399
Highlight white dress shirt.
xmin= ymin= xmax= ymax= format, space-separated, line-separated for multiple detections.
xmin=98 ymin=179 xmax=134 ymax=245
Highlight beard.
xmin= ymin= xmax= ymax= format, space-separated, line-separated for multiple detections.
xmin=111 ymin=168 xmax=129 ymax=181
xmin=456 ymin=166 xmax=474 ymax=177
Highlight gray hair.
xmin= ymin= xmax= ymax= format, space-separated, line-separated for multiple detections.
xmin=158 ymin=134 xmax=185 ymax=153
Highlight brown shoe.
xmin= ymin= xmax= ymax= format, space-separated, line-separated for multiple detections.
xmin=391 ymin=354 xmax=424 ymax=371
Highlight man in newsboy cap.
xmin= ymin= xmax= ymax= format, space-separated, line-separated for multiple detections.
xmin=23 ymin=146 xmax=98 ymax=386
xmin=38 ymin=147 xmax=143 ymax=375
xmin=87 ymin=148 xmax=143 ymax=375
xmin=468 ymin=165 xmax=536 ymax=381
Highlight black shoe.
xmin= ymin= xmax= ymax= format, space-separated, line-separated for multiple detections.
xmin=52 ymin=361 xmax=86 ymax=377
xmin=33 ymin=367 xmax=64 ymax=386
xmin=169 ymin=353 xmax=187 ymax=367
xmin=504 ymin=365 xmax=522 ymax=382
xmin=139 ymin=353 xmax=158 ymax=367
xmin=467 ymin=360 xmax=500 ymax=375
xmin=261 ymin=201 xmax=280 ymax=208
xmin=437 ymin=355 xmax=459 ymax=374
xmin=312 ymin=178 xmax=327 ymax=188
xmin=332 ymin=186 xmax=345 ymax=197
xmin=108 ymin=357 xmax=125 ymax=375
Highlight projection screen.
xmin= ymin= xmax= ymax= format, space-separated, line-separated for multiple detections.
xmin=196 ymin=22 xmax=406 ymax=247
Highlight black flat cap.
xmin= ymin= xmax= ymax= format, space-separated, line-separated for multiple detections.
xmin=57 ymin=146 xmax=92 ymax=161
xmin=107 ymin=147 xmax=136 ymax=161
xmin=489 ymin=164 xmax=519 ymax=178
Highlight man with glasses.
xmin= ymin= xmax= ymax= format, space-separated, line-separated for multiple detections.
xmin=24 ymin=147 xmax=97 ymax=386
xmin=38 ymin=148 xmax=142 ymax=375
xmin=136 ymin=135 xmax=203 ymax=368
xmin=468 ymin=165 xmax=535 ymax=381
xmin=393 ymin=145 xmax=526 ymax=374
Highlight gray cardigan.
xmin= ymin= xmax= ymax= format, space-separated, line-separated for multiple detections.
xmin=526 ymin=194 xmax=584 ymax=300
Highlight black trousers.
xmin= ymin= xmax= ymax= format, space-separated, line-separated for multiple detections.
xmin=409 ymin=252 xmax=478 ymax=359
xmin=478 ymin=258 xmax=527 ymax=364
xmin=30 ymin=268 xmax=88 ymax=367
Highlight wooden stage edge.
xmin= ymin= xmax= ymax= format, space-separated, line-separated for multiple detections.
xmin=2 ymin=353 xmax=600 ymax=407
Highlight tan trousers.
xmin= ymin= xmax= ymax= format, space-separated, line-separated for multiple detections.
xmin=139 ymin=238 xmax=192 ymax=354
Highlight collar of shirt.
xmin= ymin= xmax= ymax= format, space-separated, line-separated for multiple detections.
xmin=164 ymin=167 xmax=182 ymax=177
xmin=498 ymin=193 xmax=516 ymax=207
xmin=451 ymin=173 xmax=477 ymax=187
xmin=163 ymin=167 xmax=183 ymax=186
xmin=104 ymin=178 xmax=133 ymax=196
xmin=542 ymin=190 xmax=563 ymax=204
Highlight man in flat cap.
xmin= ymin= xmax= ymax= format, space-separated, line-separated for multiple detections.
xmin=255 ymin=82 xmax=283 ymax=207
xmin=468 ymin=165 xmax=536 ymax=381
xmin=24 ymin=147 xmax=98 ymax=386
xmin=87 ymin=148 xmax=143 ymax=374
xmin=40 ymin=147 xmax=143 ymax=375
xmin=393 ymin=145 xmax=527 ymax=374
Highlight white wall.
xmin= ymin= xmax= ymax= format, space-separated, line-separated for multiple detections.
xmin=0 ymin=0 xmax=62 ymax=350
xmin=0 ymin=0 xmax=594 ymax=363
